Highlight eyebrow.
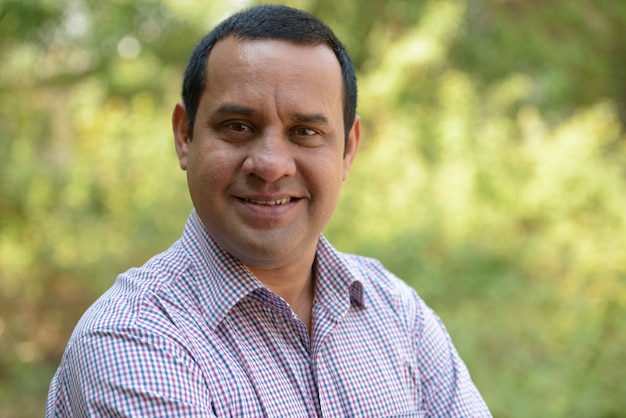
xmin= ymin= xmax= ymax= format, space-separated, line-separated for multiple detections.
xmin=292 ymin=112 xmax=329 ymax=125
xmin=215 ymin=103 xmax=329 ymax=125
xmin=216 ymin=104 xmax=257 ymax=117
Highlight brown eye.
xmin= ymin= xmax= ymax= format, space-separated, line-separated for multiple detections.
xmin=302 ymin=128 xmax=316 ymax=136
xmin=292 ymin=127 xmax=317 ymax=137
xmin=218 ymin=121 xmax=255 ymax=143
xmin=289 ymin=127 xmax=324 ymax=147
xmin=229 ymin=122 xmax=249 ymax=132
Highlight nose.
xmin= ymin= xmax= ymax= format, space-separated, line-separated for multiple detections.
xmin=242 ymin=130 xmax=296 ymax=183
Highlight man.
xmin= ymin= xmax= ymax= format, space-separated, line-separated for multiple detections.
xmin=47 ymin=5 xmax=491 ymax=417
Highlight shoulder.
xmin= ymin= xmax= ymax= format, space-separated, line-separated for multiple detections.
xmin=341 ymin=253 xmax=413 ymax=294
xmin=336 ymin=252 xmax=427 ymax=330
xmin=47 ymin=240 xmax=206 ymax=412
xmin=341 ymin=253 xmax=419 ymax=301
xmin=338 ymin=253 xmax=491 ymax=415
xmin=69 ymin=239 xmax=194 ymax=347
xmin=334 ymin=251 xmax=453 ymax=347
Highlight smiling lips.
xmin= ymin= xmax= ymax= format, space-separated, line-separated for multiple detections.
xmin=244 ymin=197 xmax=293 ymax=206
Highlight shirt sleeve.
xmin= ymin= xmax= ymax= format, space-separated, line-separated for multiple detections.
xmin=46 ymin=327 xmax=216 ymax=417
xmin=416 ymin=303 xmax=492 ymax=417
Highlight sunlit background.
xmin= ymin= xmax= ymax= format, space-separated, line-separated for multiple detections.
xmin=1 ymin=0 xmax=625 ymax=416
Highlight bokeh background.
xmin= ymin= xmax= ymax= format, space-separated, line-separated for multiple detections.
xmin=2 ymin=0 xmax=626 ymax=416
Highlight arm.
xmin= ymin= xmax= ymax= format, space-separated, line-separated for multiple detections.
xmin=46 ymin=327 xmax=215 ymax=417
xmin=416 ymin=304 xmax=492 ymax=417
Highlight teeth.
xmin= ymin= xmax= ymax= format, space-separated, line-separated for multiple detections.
xmin=247 ymin=197 xmax=291 ymax=206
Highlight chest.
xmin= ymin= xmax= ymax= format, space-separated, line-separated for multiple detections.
xmin=191 ymin=300 xmax=423 ymax=417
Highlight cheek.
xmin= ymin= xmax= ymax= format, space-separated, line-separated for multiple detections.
xmin=187 ymin=147 xmax=238 ymax=195
xmin=190 ymin=144 xmax=240 ymax=175
xmin=306 ymin=157 xmax=345 ymax=204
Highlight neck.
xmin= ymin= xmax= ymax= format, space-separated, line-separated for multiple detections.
xmin=247 ymin=262 xmax=315 ymax=334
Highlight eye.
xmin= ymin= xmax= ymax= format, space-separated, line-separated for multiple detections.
xmin=292 ymin=127 xmax=317 ymax=137
xmin=289 ymin=126 xmax=324 ymax=147
xmin=227 ymin=122 xmax=251 ymax=133
xmin=218 ymin=121 xmax=255 ymax=142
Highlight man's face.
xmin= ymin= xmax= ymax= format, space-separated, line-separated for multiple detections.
xmin=174 ymin=36 xmax=360 ymax=272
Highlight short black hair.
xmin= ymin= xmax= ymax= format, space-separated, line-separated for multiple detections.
xmin=182 ymin=5 xmax=357 ymax=144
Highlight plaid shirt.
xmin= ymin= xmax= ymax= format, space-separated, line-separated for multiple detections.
xmin=47 ymin=210 xmax=491 ymax=417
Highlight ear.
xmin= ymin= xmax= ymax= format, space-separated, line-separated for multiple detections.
xmin=172 ymin=101 xmax=191 ymax=170
xmin=342 ymin=115 xmax=361 ymax=180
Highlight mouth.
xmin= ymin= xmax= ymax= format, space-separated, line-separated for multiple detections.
xmin=243 ymin=197 xmax=293 ymax=206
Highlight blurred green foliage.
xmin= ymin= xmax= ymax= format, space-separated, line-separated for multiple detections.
xmin=1 ymin=0 xmax=625 ymax=416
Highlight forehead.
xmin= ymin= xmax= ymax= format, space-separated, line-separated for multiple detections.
xmin=201 ymin=36 xmax=344 ymax=117
xmin=206 ymin=36 xmax=341 ymax=88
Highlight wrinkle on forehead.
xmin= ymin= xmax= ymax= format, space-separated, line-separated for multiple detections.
xmin=203 ymin=36 xmax=343 ymax=127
